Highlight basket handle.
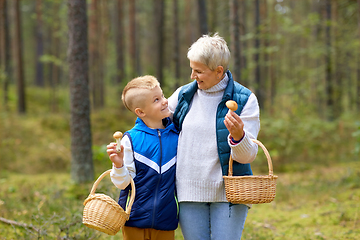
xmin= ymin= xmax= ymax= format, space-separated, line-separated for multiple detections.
xmin=88 ymin=169 xmax=136 ymax=214
xmin=228 ymin=139 xmax=274 ymax=177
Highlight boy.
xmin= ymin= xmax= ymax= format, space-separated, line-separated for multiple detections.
xmin=107 ymin=75 xmax=178 ymax=240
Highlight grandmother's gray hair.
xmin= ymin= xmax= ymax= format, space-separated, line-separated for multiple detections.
xmin=187 ymin=33 xmax=230 ymax=72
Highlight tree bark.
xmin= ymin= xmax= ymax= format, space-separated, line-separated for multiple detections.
xmin=173 ymin=0 xmax=181 ymax=88
xmin=358 ymin=0 xmax=360 ymax=111
xmin=35 ymin=0 xmax=44 ymax=87
xmin=197 ymin=0 xmax=208 ymax=35
xmin=115 ymin=0 xmax=125 ymax=84
xmin=269 ymin=0 xmax=277 ymax=115
xmin=68 ymin=0 xmax=94 ymax=183
xmin=89 ymin=0 xmax=101 ymax=109
xmin=208 ymin=0 xmax=217 ymax=33
xmin=14 ymin=0 xmax=26 ymax=114
xmin=325 ymin=0 xmax=333 ymax=120
xmin=129 ymin=0 xmax=136 ymax=78
xmin=254 ymin=0 xmax=263 ymax=109
xmin=230 ymin=0 xmax=241 ymax=82
xmin=261 ymin=0 xmax=269 ymax=106
xmin=0 ymin=0 xmax=11 ymax=108
xmin=154 ymin=0 xmax=165 ymax=85
xmin=239 ymin=0 xmax=247 ymax=86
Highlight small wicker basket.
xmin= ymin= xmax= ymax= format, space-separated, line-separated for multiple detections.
xmin=223 ymin=139 xmax=278 ymax=204
xmin=83 ymin=169 xmax=135 ymax=235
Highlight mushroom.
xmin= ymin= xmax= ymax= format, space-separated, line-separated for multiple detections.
xmin=226 ymin=100 xmax=238 ymax=112
xmin=113 ymin=131 xmax=123 ymax=152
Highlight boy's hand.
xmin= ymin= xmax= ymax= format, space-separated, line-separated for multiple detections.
xmin=224 ymin=110 xmax=245 ymax=141
xmin=107 ymin=142 xmax=124 ymax=168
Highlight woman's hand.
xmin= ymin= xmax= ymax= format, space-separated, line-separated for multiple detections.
xmin=224 ymin=111 xmax=245 ymax=141
xmin=107 ymin=142 xmax=124 ymax=168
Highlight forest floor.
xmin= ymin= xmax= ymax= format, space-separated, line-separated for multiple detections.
xmin=0 ymin=160 xmax=359 ymax=239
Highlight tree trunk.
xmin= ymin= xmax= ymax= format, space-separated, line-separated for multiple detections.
xmin=0 ymin=0 xmax=11 ymax=108
xmin=49 ymin=0 xmax=61 ymax=112
xmin=115 ymin=0 xmax=125 ymax=84
xmin=197 ymin=0 xmax=208 ymax=35
xmin=14 ymin=0 xmax=26 ymax=114
xmin=230 ymin=0 xmax=241 ymax=82
xmin=311 ymin=0 xmax=322 ymax=117
xmin=98 ymin=1 xmax=108 ymax=107
xmin=239 ymin=0 xmax=247 ymax=86
xmin=89 ymin=0 xmax=100 ymax=109
xmin=261 ymin=0 xmax=269 ymax=108
xmin=325 ymin=0 xmax=333 ymax=120
xmin=358 ymin=0 xmax=360 ymax=111
xmin=208 ymin=0 xmax=217 ymax=33
xmin=35 ymin=0 xmax=44 ymax=87
xmin=269 ymin=0 xmax=277 ymax=115
xmin=173 ymin=0 xmax=181 ymax=88
xmin=154 ymin=0 xmax=165 ymax=86
xmin=68 ymin=0 xmax=94 ymax=183
xmin=254 ymin=0 xmax=263 ymax=109
xmin=129 ymin=0 xmax=136 ymax=78
xmin=332 ymin=0 xmax=341 ymax=118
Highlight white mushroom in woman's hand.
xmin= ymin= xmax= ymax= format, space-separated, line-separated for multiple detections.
xmin=113 ymin=131 xmax=123 ymax=152
xmin=226 ymin=100 xmax=238 ymax=112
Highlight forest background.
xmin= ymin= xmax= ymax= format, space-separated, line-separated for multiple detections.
xmin=0 ymin=0 xmax=360 ymax=239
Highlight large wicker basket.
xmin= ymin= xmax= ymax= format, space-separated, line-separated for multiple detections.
xmin=223 ymin=139 xmax=278 ymax=204
xmin=83 ymin=169 xmax=135 ymax=235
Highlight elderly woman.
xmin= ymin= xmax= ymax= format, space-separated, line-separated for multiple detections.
xmin=168 ymin=33 xmax=260 ymax=240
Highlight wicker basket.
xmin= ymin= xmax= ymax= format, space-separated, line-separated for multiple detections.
xmin=223 ymin=139 xmax=278 ymax=204
xmin=83 ymin=169 xmax=135 ymax=235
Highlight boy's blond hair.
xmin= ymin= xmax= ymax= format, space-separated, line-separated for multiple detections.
xmin=122 ymin=75 xmax=160 ymax=112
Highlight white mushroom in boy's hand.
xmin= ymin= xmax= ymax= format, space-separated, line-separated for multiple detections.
xmin=113 ymin=131 xmax=123 ymax=152
xmin=226 ymin=100 xmax=238 ymax=112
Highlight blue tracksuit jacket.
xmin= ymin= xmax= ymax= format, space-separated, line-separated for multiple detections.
xmin=118 ymin=117 xmax=179 ymax=230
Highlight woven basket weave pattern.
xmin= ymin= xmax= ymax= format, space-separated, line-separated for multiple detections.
xmin=83 ymin=170 xmax=135 ymax=235
xmin=223 ymin=139 xmax=278 ymax=204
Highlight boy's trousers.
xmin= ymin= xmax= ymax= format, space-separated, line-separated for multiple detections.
xmin=122 ymin=226 xmax=175 ymax=240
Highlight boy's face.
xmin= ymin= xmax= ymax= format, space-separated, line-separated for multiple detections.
xmin=140 ymin=85 xmax=170 ymax=122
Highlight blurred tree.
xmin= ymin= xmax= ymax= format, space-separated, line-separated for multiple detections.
xmin=239 ymin=0 xmax=248 ymax=86
xmin=89 ymin=0 xmax=105 ymax=109
xmin=129 ymin=0 xmax=137 ymax=78
xmin=185 ymin=0 xmax=196 ymax=47
xmin=230 ymin=0 xmax=241 ymax=83
xmin=173 ymin=0 xmax=181 ymax=88
xmin=208 ymin=0 xmax=217 ymax=33
xmin=49 ymin=0 xmax=62 ymax=112
xmin=311 ymin=0 xmax=323 ymax=115
xmin=325 ymin=0 xmax=334 ymax=120
xmin=115 ymin=0 xmax=125 ymax=85
xmin=254 ymin=0 xmax=263 ymax=109
xmin=268 ymin=0 xmax=277 ymax=114
xmin=14 ymin=0 xmax=26 ymax=114
xmin=68 ymin=0 xmax=93 ymax=183
xmin=332 ymin=0 xmax=342 ymax=119
xmin=154 ymin=0 xmax=165 ymax=85
xmin=198 ymin=0 xmax=208 ymax=35
xmin=358 ymin=0 xmax=360 ymax=111
xmin=261 ymin=0 xmax=269 ymax=104
xmin=0 ymin=0 xmax=11 ymax=108
xmin=35 ymin=0 xmax=44 ymax=87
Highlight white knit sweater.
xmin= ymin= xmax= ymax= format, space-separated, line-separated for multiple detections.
xmin=168 ymin=75 xmax=260 ymax=202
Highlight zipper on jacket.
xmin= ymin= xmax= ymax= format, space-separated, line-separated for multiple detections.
xmin=152 ymin=130 xmax=162 ymax=228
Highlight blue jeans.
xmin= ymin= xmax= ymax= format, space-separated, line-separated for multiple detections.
xmin=179 ymin=202 xmax=248 ymax=240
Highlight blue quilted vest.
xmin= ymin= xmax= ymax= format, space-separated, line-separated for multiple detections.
xmin=118 ymin=117 xmax=179 ymax=230
xmin=173 ymin=70 xmax=253 ymax=177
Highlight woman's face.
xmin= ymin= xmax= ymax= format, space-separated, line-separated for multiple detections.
xmin=189 ymin=60 xmax=223 ymax=90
